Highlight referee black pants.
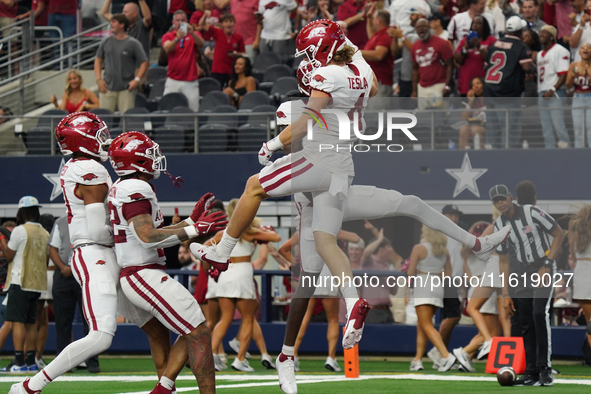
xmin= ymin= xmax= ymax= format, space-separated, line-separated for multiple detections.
xmin=514 ymin=264 xmax=554 ymax=375
xmin=52 ymin=270 xmax=99 ymax=368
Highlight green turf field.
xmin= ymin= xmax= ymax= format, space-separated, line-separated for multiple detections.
xmin=0 ymin=356 xmax=590 ymax=393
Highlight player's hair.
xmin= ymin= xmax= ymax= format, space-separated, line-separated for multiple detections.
xmin=570 ymin=205 xmax=591 ymax=253
xmin=461 ymin=221 xmax=490 ymax=259
xmin=64 ymin=69 xmax=85 ymax=96
xmin=516 ymin=180 xmax=536 ymax=205
xmin=111 ymin=13 xmax=130 ymax=31
xmin=220 ymin=14 xmax=235 ymax=23
xmin=471 ymin=15 xmax=491 ymax=40
xmin=16 ymin=207 xmax=40 ymax=226
xmin=331 ymin=45 xmax=355 ymax=64
xmin=376 ymin=10 xmax=390 ymax=26
xmin=421 ymin=225 xmax=447 ymax=257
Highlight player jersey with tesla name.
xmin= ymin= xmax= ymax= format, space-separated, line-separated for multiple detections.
xmin=109 ymin=178 xmax=166 ymax=269
xmin=60 ymin=158 xmax=113 ymax=248
xmin=537 ymin=43 xmax=570 ymax=92
xmin=303 ymin=54 xmax=373 ymax=177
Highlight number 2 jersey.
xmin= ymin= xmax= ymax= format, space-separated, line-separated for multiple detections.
xmin=484 ymin=34 xmax=532 ymax=97
xmin=302 ymin=47 xmax=374 ymax=177
xmin=108 ymin=178 xmax=166 ymax=269
xmin=60 ymin=158 xmax=113 ymax=248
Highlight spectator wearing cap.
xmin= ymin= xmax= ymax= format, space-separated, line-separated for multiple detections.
xmin=484 ymin=16 xmax=533 ymax=149
xmin=0 ymin=196 xmax=49 ymax=373
xmin=411 ymin=18 xmax=454 ymax=109
xmin=439 ymin=205 xmax=464 ymax=347
xmin=337 ymin=0 xmax=371 ymax=49
xmin=521 ymin=0 xmax=547 ymax=34
xmin=429 ymin=12 xmax=450 ymax=40
xmin=537 ymin=24 xmax=571 ymax=149
xmin=447 ymin=0 xmax=497 ymax=50
xmin=491 ymin=184 xmax=564 ymax=386
xmin=361 ymin=8 xmax=395 ymax=97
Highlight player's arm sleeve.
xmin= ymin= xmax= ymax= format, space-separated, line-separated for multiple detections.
xmin=309 ymin=70 xmax=336 ymax=95
xmin=530 ymin=206 xmax=558 ymax=233
xmin=73 ymin=161 xmax=110 ymax=186
xmin=124 ymin=200 xmax=183 ymax=249
xmin=85 ymin=203 xmax=114 ymax=245
xmin=494 ymin=220 xmax=509 ymax=255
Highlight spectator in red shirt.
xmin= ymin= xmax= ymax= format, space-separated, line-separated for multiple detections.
xmin=167 ymin=0 xmax=194 ymax=31
xmin=454 ymin=15 xmax=495 ymax=95
xmin=15 ymin=0 xmax=48 ymax=27
xmin=361 ymin=8 xmax=394 ymax=96
xmin=191 ymin=0 xmax=222 ymax=29
xmin=162 ymin=10 xmax=205 ymax=111
xmin=47 ymin=0 xmax=78 ymax=38
xmin=200 ymin=13 xmax=246 ymax=87
xmin=214 ymin=0 xmax=259 ymax=61
xmin=337 ymin=0 xmax=372 ymax=49
xmin=411 ymin=18 xmax=453 ymax=109
xmin=0 ymin=0 xmax=17 ymax=36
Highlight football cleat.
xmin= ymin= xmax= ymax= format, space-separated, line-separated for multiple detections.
xmin=190 ymin=243 xmax=230 ymax=274
xmin=342 ymin=299 xmax=370 ymax=349
xmin=149 ymin=383 xmax=173 ymax=394
xmin=276 ymin=353 xmax=297 ymax=394
xmin=9 ymin=378 xmax=40 ymax=394
xmin=473 ymin=225 xmax=511 ymax=261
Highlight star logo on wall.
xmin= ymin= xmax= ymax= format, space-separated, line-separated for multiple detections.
xmin=43 ymin=158 xmax=65 ymax=201
xmin=445 ymin=153 xmax=488 ymax=198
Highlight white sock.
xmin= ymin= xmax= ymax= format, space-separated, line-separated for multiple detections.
xmin=160 ymin=376 xmax=175 ymax=390
xmin=282 ymin=345 xmax=295 ymax=356
xmin=217 ymin=231 xmax=239 ymax=260
xmin=340 ymin=284 xmax=359 ymax=314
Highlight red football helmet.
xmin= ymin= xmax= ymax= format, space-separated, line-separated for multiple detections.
xmin=296 ymin=59 xmax=317 ymax=96
xmin=108 ymin=131 xmax=166 ymax=178
xmin=55 ymin=112 xmax=110 ymax=161
xmin=295 ymin=19 xmax=346 ymax=69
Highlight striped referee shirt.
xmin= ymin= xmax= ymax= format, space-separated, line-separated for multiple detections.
xmin=494 ymin=204 xmax=558 ymax=264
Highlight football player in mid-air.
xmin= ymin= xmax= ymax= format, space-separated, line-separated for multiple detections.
xmin=108 ymin=131 xmax=227 ymax=394
xmin=10 ymin=113 xmax=171 ymax=394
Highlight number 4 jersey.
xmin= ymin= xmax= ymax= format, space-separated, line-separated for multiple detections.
xmin=484 ymin=35 xmax=532 ymax=97
xmin=108 ymin=178 xmax=166 ymax=269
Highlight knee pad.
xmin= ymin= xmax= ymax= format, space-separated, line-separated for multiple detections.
xmin=88 ymin=331 xmax=113 ymax=354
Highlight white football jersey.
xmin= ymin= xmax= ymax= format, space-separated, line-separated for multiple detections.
xmin=537 ymin=43 xmax=570 ymax=92
xmin=302 ymin=53 xmax=374 ymax=176
xmin=109 ymin=178 xmax=166 ymax=269
xmin=60 ymin=158 xmax=113 ymax=248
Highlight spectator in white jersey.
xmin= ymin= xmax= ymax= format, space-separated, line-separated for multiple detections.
xmin=569 ymin=0 xmax=591 ymax=62
xmin=256 ymin=0 xmax=298 ymax=62
xmin=447 ymin=0 xmax=496 ymax=50
xmin=536 ymin=25 xmax=571 ymax=149
xmin=566 ymin=43 xmax=591 ymax=148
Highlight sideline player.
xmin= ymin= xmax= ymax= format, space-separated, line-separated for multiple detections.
xmin=273 ymin=97 xmax=511 ymax=392
xmin=10 ymin=113 xmax=171 ymax=394
xmin=108 ymin=131 xmax=226 ymax=394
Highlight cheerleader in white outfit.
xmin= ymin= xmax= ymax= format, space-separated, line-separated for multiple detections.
xmin=206 ymin=199 xmax=280 ymax=372
xmin=408 ymin=226 xmax=455 ymax=372
xmin=452 ymin=222 xmax=503 ymax=372
xmin=568 ymin=205 xmax=591 ymax=344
